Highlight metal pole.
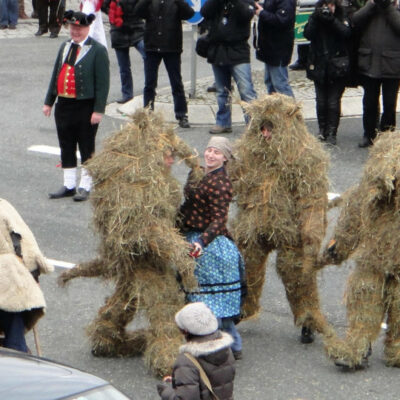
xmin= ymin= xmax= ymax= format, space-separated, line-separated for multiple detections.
xmin=189 ymin=24 xmax=197 ymax=99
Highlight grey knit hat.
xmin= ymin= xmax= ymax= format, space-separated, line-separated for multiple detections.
xmin=175 ymin=302 xmax=218 ymax=336
xmin=206 ymin=136 xmax=232 ymax=161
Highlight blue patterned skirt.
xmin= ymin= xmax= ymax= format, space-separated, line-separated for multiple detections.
xmin=185 ymin=231 xmax=245 ymax=318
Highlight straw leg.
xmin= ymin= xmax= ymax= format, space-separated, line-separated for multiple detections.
xmin=384 ymin=275 xmax=400 ymax=367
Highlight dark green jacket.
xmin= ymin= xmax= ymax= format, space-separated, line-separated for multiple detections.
xmin=44 ymin=37 xmax=110 ymax=113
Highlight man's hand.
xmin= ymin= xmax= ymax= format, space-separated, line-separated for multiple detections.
xmin=255 ymin=1 xmax=263 ymax=15
xmin=43 ymin=105 xmax=52 ymax=117
xmin=91 ymin=112 xmax=103 ymax=125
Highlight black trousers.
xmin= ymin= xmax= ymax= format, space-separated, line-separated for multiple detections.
xmin=314 ymin=79 xmax=346 ymax=136
xmin=55 ymin=98 xmax=98 ymax=168
xmin=0 ymin=310 xmax=28 ymax=353
xmin=361 ymin=76 xmax=400 ymax=140
xmin=143 ymin=51 xmax=188 ymax=119
xmin=36 ymin=0 xmax=64 ymax=33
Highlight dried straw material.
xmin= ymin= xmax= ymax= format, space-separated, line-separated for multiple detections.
xmin=58 ymin=109 xmax=201 ymax=376
xmin=231 ymin=93 xmax=330 ymax=335
xmin=323 ymin=130 xmax=400 ymax=368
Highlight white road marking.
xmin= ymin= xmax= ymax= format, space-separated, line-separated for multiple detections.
xmin=48 ymin=258 xmax=76 ymax=269
xmin=28 ymin=145 xmax=81 ymax=160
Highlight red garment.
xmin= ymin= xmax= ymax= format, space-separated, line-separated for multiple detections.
xmin=57 ymin=64 xmax=77 ymax=98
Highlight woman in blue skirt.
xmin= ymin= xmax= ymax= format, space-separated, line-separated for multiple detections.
xmin=179 ymin=136 xmax=245 ymax=360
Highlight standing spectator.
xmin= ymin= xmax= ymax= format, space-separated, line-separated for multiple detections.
xmin=352 ymin=0 xmax=400 ymax=147
xmin=157 ymin=302 xmax=236 ymax=400
xmin=179 ymin=137 xmax=246 ymax=360
xmin=304 ymin=0 xmax=351 ymax=145
xmin=201 ymin=0 xmax=257 ymax=134
xmin=35 ymin=0 xmax=65 ymax=38
xmin=134 ymin=0 xmax=193 ymax=128
xmin=103 ymin=0 xmax=145 ymax=103
xmin=0 ymin=0 xmax=18 ymax=29
xmin=18 ymin=0 xmax=29 ymax=19
xmin=254 ymin=0 xmax=296 ymax=97
xmin=43 ymin=10 xmax=110 ymax=201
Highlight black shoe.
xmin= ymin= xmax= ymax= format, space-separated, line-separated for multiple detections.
xmin=300 ymin=326 xmax=315 ymax=344
xmin=116 ymin=97 xmax=133 ymax=104
xmin=73 ymin=188 xmax=90 ymax=202
xmin=35 ymin=29 xmax=48 ymax=36
xmin=0 ymin=25 xmax=7 ymax=29
xmin=358 ymin=137 xmax=373 ymax=148
xmin=233 ymin=350 xmax=243 ymax=360
xmin=289 ymin=61 xmax=306 ymax=71
xmin=49 ymin=186 xmax=76 ymax=199
xmin=327 ymin=135 xmax=337 ymax=145
xmin=8 ymin=25 xmax=16 ymax=29
xmin=178 ymin=116 xmax=191 ymax=128
xmin=334 ymin=357 xmax=368 ymax=370
xmin=207 ymin=83 xmax=217 ymax=93
xmin=49 ymin=32 xmax=58 ymax=38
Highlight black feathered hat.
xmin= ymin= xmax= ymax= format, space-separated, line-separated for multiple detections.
xmin=63 ymin=10 xmax=96 ymax=26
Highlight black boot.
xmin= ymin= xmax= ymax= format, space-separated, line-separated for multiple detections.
xmin=326 ymin=127 xmax=337 ymax=145
xmin=300 ymin=326 xmax=315 ymax=344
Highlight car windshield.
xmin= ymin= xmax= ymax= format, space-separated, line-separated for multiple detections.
xmin=63 ymin=384 xmax=131 ymax=400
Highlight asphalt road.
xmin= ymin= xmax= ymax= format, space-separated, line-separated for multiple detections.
xmin=1 ymin=30 xmax=399 ymax=400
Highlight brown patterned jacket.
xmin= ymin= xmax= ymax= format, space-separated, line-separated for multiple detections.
xmin=179 ymin=166 xmax=233 ymax=247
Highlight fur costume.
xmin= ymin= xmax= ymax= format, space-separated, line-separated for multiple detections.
xmin=58 ymin=110 xmax=202 ymax=377
xmin=230 ymin=93 xmax=332 ymax=337
xmin=0 ymin=198 xmax=53 ymax=332
xmin=323 ymin=130 xmax=400 ymax=368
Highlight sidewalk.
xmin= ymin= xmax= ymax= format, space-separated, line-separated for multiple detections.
xmin=109 ymin=69 xmax=370 ymax=124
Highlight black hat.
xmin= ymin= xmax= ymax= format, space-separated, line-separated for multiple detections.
xmin=63 ymin=10 xmax=95 ymax=26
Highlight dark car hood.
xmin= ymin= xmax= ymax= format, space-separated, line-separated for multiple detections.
xmin=0 ymin=348 xmax=107 ymax=400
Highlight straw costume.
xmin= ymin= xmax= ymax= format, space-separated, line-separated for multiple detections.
xmin=0 ymin=198 xmax=53 ymax=352
xmin=58 ymin=110 xmax=201 ymax=376
xmin=231 ymin=93 xmax=332 ymax=341
xmin=323 ymin=130 xmax=400 ymax=369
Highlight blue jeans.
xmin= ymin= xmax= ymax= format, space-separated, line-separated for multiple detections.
xmin=264 ymin=63 xmax=294 ymax=98
xmin=0 ymin=0 xmax=18 ymax=26
xmin=115 ymin=40 xmax=146 ymax=101
xmin=218 ymin=317 xmax=242 ymax=352
xmin=212 ymin=63 xmax=257 ymax=127
xmin=0 ymin=310 xmax=28 ymax=353
xmin=144 ymin=51 xmax=188 ymax=119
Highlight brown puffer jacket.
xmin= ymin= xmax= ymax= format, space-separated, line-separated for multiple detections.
xmin=158 ymin=331 xmax=235 ymax=400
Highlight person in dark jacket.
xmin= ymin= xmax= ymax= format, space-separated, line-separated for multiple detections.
xmin=254 ymin=0 xmax=296 ymax=97
xmin=43 ymin=11 xmax=110 ymax=202
xmin=134 ymin=0 xmax=193 ymax=128
xmin=102 ymin=0 xmax=145 ymax=104
xmin=351 ymin=0 xmax=400 ymax=147
xmin=200 ymin=0 xmax=257 ymax=134
xmin=157 ymin=302 xmax=236 ymax=400
xmin=304 ymin=0 xmax=351 ymax=145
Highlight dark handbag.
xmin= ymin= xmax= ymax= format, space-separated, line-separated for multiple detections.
xmin=196 ymin=34 xmax=211 ymax=58
xmin=328 ymin=56 xmax=350 ymax=79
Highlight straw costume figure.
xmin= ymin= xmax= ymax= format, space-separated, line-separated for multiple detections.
xmin=231 ymin=93 xmax=332 ymax=343
xmin=323 ymin=130 xmax=400 ymax=369
xmin=0 ymin=198 xmax=53 ymax=352
xmin=58 ymin=110 xmax=201 ymax=376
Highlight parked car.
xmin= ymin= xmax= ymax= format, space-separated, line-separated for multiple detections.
xmin=0 ymin=348 xmax=132 ymax=400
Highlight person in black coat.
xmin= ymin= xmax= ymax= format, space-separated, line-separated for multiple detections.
xmin=304 ymin=0 xmax=351 ymax=145
xmin=102 ymin=0 xmax=145 ymax=104
xmin=200 ymin=0 xmax=257 ymax=134
xmin=254 ymin=0 xmax=296 ymax=97
xmin=134 ymin=0 xmax=194 ymax=128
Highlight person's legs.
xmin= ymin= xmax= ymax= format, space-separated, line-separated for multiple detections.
xmin=36 ymin=0 xmax=49 ymax=33
xmin=325 ymin=80 xmax=346 ymax=144
xmin=265 ymin=63 xmax=294 ymax=97
xmin=0 ymin=310 xmax=28 ymax=353
xmin=380 ymin=78 xmax=400 ymax=132
xmin=212 ymin=64 xmax=232 ymax=128
xmin=360 ymin=76 xmax=381 ymax=146
xmin=163 ymin=52 xmax=188 ymax=120
xmin=314 ymin=81 xmax=328 ymax=140
xmin=115 ymin=47 xmax=134 ymax=102
xmin=143 ymin=51 xmax=162 ymax=110
xmin=8 ymin=0 xmax=18 ymax=26
xmin=0 ymin=0 xmax=9 ymax=27
xmin=134 ymin=39 xmax=146 ymax=60
xmin=218 ymin=317 xmax=242 ymax=354
xmin=48 ymin=0 xmax=63 ymax=35
xmin=231 ymin=63 xmax=257 ymax=124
